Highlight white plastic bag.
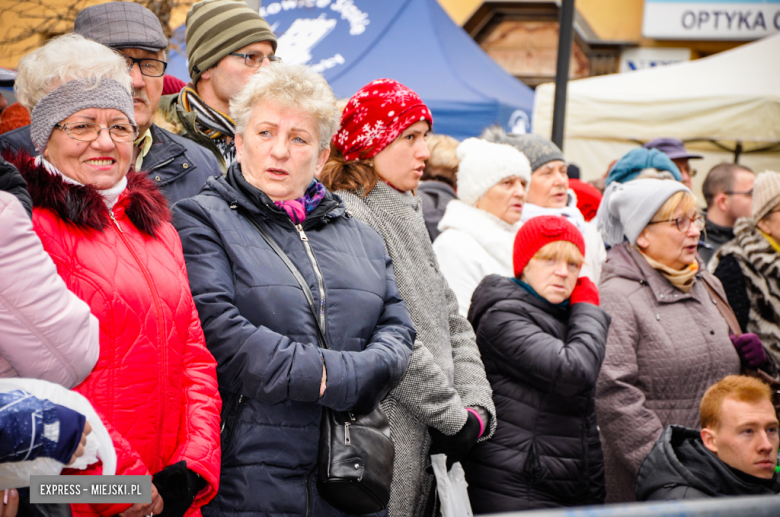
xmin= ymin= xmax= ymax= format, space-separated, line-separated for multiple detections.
xmin=0 ymin=378 xmax=116 ymax=489
xmin=431 ymin=454 xmax=474 ymax=517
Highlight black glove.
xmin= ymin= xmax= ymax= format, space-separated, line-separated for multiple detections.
xmin=428 ymin=412 xmax=481 ymax=469
xmin=152 ymin=461 xmax=207 ymax=517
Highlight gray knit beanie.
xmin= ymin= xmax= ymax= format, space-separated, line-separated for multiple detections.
xmin=186 ymin=0 xmax=277 ymax=84
xmin=752 ymin=170 xmax=780 ymax=222
xmin=596 ymin=178 xmax=690 ymax=246
xmin=30 ymin=78 xmax=136 ymax=154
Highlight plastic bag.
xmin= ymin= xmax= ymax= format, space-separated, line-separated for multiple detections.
xmin=0 ymin=378 xmax=116 ymax=489
xmin=431 ymin=454 xmax=474 ymax=517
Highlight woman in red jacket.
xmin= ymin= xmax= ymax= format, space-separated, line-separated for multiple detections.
xmin=9 ymin=35 xmax=221 ymax=517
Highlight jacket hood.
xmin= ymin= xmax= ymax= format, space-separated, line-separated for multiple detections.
xmin=437 ymin=199 xmax=520 ymax=272
xmin=468 ymin=274 xmax=567 ymax=332
xmin=199 ymin=162 xmax=346 ymax=228
xmin=636 ymin=425 xmax=780 ymax=500
xmin=7 ymin=151 xmax=169 ymax=237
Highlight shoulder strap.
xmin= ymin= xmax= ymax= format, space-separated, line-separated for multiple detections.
xmin=237 ymin=207 xmax=330 ymax=350
xmin=701 ymin=275 xmax=742 ymax=337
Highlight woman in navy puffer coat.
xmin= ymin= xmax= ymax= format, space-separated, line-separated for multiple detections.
xmin=172 ymin=64 xmax=415 ymax=517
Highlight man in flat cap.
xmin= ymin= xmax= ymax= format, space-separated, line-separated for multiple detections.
xmin=0 ymin=2 xmax=220 ymax=204
xmin=643 ymin=138 xmax=703 ymax=191
xmin=157 ymin=0 xmax=278 ymax=173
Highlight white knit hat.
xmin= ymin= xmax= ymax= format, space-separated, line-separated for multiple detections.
xmin=455 ymin=138 xmax=531 ymax=206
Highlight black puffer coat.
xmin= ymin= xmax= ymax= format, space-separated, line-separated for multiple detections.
xmin=463 ymin=275 xmax=610 ymax=513
xmin=637 ymin=425 xmax=780 ymax=500
xmin=172 ymin=164 xmax=416 ymax=517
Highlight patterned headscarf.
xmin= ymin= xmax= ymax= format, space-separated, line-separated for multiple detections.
xmin=333 ymin=79 xmax=433 ymax=161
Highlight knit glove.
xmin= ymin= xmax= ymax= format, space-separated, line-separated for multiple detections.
xmin=152 ymin=461 xmax=207 ymax=517
xmin=569 ymin=277 xmax=600 ymax=306
xmin=730 ymin=333 xmax=767 ymax=368
xmin=429 ymin=411 xmax=481 ymax=470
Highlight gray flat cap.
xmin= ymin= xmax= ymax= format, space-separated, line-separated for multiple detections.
xmin=74 ymin=2 xmax=168 ymax=52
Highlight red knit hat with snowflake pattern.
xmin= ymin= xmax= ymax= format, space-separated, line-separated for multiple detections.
xmin=333 ymin=78 xmax=433 ymax=161
xmin=513 ymin=216 xmax=586 ymax=278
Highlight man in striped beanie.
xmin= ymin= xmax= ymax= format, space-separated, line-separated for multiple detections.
xmin=157 ymin=0 xmax=277 ymax=173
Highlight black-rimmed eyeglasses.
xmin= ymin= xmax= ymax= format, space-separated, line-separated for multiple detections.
xmin=724 ymin=189 xmax=753 ymax=197
xmin=647 ymin=214 xmax=705 ymax=233
xmin=124 ymin=56 xmax=168 ymax=77
xmin=54 ymin=122 xmax=139 ymax=143
xmin=229 ymin=52 xmax=281 ymax=68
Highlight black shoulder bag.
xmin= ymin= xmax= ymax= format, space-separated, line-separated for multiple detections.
xmin=239 ymin=209 xmax=395 ymax=514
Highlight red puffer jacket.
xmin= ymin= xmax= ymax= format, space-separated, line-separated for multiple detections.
xmin=13 ymin=155 xmax=221 ymax=517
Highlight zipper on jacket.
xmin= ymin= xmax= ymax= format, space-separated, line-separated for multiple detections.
xmin=109 ymin=208 xmax=168 ymax=472
xmin=295 ymin=224 xmax=327 ymax=333
xmin=304 ymin=465 xmax=316 ymax=517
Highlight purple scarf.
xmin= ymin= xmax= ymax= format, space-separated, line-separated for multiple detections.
xmin=274 ymin=180 xmax=327 ymax=224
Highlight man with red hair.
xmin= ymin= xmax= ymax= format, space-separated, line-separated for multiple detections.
xmin=636 ymin=375 xmax=780 ymax=500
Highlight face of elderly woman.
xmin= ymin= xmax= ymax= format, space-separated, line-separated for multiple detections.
xmin=476 ymin=176 xmax=526 ymax=225
xmin=521 ymin=254 xmax=580 ymax=304
xmin=637 ymin=205 xmax=702 ymax=270
xmin=44 ymin=108 xmax=133 ymax=190
xmin=526 ymin=160 xmax=569 ymax=208
xmin=235 ymin=100 xmax=329 ymax=201
xmin=372 ymin=121 xmax=431 ymax=193
xmin=757 ymin=204 xmax=780 ymax=240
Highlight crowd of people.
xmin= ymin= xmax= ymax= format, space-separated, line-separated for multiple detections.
xmin=0 ymin=1 xmax=779 ymax=517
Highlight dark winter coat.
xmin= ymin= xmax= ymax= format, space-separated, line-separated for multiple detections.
xmin=0 ymin=124 xmax=219 ymax=204
xmin=698 ymin=218 xmax=735 ymax=265
xmin=636 ymin=425 xmax=780 ymax=501
xmin=172 ymin=164 xmax=415 ymax=517
xmin=417 ymin=180 xmax=456 ymax=241
xmin=711 ymin=218 xmax=780 ymax=365
xmin=462 ymin=275 xmax=610 ymax=513
xmin=0 ymin=155 xmax=31 ymax=216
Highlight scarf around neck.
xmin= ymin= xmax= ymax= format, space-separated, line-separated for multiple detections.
xmin=637 ymin=248 xmax=699 ymax=293
xmin=180 ymin=85 xmax=236 ymax=164
xmin=274 ymin=180 xmax=327 ymax=225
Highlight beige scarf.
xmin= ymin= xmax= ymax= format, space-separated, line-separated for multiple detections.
xmin=637 ymin=248 xmax=699 ymax=293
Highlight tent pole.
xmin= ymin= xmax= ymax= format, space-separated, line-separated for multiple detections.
xmin=734 ymin=141 xmax=743 ymax=163
xmin=551 ymin=0 xmax=575 ymax=150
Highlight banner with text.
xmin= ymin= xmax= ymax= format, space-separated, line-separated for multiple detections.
xmin=643 ymin=0 xmax=780 ymax=40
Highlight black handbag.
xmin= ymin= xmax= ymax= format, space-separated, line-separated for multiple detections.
xmin=239 ymin=208 xmax=395 ymax=514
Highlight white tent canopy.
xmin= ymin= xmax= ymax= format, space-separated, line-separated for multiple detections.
xmin=533 ymin=34 xmax=780 ymax=192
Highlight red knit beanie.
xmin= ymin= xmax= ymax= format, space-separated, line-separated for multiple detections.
xmin=513 ymin=216 xmax=586 ymax=278
xmin=333 ymin=78 xmax=433 ymax=161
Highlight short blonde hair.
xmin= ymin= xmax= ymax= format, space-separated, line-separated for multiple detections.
xmin=230 ymin=63 xmax=340 ymax=150
xmin=423 ymin=134 xmax=460 ymax=187
xmin=653 ymin=190 xmax=698 ymax=221
xmin=532 ymin=240 xmax=584 ymax=267
xmin=700 ymin=375 xmax=774 ymax=429
xmin=15 ymin=33 xmax=131 ymax=110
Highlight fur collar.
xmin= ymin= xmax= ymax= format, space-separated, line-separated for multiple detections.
xmin=7 ymin=151 xmax=169 ymax=237
xmin=713 ymin=218 xmax=780 ymax=278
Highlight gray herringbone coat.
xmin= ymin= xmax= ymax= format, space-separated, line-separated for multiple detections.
xmin=595 ymin=243 xmax=740 ymax=503
xmin=338 ymin=182 xmax=496 ymax=517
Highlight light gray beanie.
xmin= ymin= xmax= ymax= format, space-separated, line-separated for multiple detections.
xmin=597 ymin=178 xmax=690 ymax=246
xmin=456 ymin=138 xmax=531 ymax=206
xmin=30 ymin=78 xmax=136 ymax=154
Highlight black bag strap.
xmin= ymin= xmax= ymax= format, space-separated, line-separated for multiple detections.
xmin=237 ymin=207 xmax=329 ymax=350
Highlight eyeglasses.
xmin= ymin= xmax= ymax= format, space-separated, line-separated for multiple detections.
xmin=647 ymin=214 xmax=705 ymax=233
xmin=54 ymin=122 xmax=139 ymax=143
xmin=229 ymin=52 xmax=281 ymax=68
xmin=690 ymin=169 xmax=698 ymax=178
xmin=124 ymin=56 xmax=168 ymax=77
xmin=725 ymin=189 xmax=753 ymax=197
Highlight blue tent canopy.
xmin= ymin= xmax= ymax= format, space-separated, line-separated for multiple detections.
xmin=167 ymin=0 xmax=534 ymax=139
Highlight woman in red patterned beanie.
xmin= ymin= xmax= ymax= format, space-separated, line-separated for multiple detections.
xmin=463 ymin=214 xmax=609 ymax=513
xmin=321 ymin=80 xmax=497 ymax=517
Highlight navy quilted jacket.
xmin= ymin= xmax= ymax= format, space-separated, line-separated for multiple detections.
xmin=172 ymin=164 xmax=415 ymax=517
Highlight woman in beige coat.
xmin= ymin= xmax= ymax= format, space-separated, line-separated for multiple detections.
xmin=594 ymin=179 xmax=744 ymax=503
